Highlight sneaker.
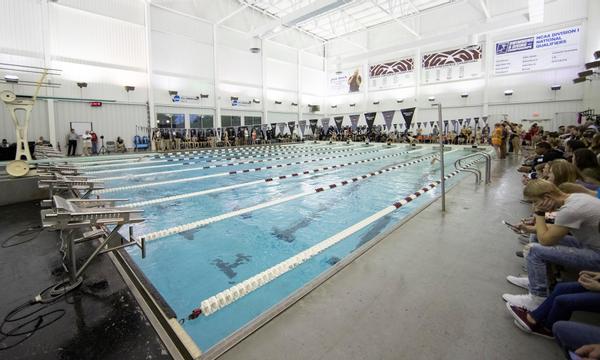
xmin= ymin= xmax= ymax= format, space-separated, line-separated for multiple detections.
xmin=513 ymin=320 xmax=554 ymax=339
xmin=502 ymin=293 xmax=545 ymax=311
xmin=506 ymin=303 xmax=532 ymax=331
xmin=507 ymin=275 xmax=529 ymax=290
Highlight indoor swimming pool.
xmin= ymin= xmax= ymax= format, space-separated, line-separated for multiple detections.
xmin=75 ymin=142 xmax=487 ymax=353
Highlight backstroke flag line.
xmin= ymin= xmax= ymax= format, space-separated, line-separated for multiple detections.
xmin=349 ymin=114 xmax=360 ymax=131
xmin=400 ymin=107 xmax=415 ymax=134
xmin=382 ymin=111 xmax=395 ymax=132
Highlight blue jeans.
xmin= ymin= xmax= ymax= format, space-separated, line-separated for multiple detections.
xmin=527 ymin=236 xmax=600 ymax=297
xmin=553 ymin=321 xmax=600 ymax=352
xmin=92 ymin=142 xmax=97 ymax=154
xmin=530 ymin=282 xmax=600 ymax=329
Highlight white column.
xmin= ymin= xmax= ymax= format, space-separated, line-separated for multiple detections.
xmin=482 ymin=34 xmax=493 ymax=117
xmin=41 ymin=0 xmax=56 ymax=148
xmin=261 ymin=39 xmax=268 ymax=125
xmin=213 ymin=24 xmax=221 ymax=128
xmin=144 ymin=1 xmax=157 ymax=148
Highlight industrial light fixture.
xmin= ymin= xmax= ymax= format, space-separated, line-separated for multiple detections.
xmin=579 ymin=70 xmax=594 ymax=77
xmin=252 ymin=98 xmax=260 ymax=104
xmin=550 ymin=84 xmax=561 ymax=91
xmin=274 ymin=100 xmax=282 ymax=105
xmin=124 ymin=85 xmax=135 ymax=92
xmin=230 ymin=96 xmax=239 ymax=101
xmin=4 ymin=74 xmax=18 ymax=83
xmin=504 ymin=89 xmax=514 ymax=96
xmin=168 ymin=90 xmax=178 ymax=96
xmin=291 ymin=102 xmax=298 ymax=106
xmin=573 ymin=77 xmax=587 ymax=84
xmin=331 ymin=104 xmax=337 ymax=108
xmin=77 ymin=82 xmax=88 ymax=88
xmin=200 ymin=93 xmax=209 ymax=98
xmin=460 ymin=93 xmax=469 ymax=98
xmin=349 ymin=103 xmax=356 ymax=107
xmin=249 ymin=47 xmax=261 ymax=53
xmin=373 ymin=101 xmax=380 ymax=105
xmin=396 ymin=99 xmax=404 ymax=103
xmin=428 ymin=96 xmax=435 ymax=102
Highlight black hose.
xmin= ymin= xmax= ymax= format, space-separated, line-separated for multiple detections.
xmin=1 ymin=225 xmax=45 ymax=248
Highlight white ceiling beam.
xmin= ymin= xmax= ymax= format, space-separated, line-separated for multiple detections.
xmin=246 ymin=0 xmax=349 ymax=38
xmin=370 ymin=0 xmax=419 ymax=37
xmin=216 ymin=3 xmax=249 ymax=24
xmin=478 ymin=0 xmax=491 ymax=19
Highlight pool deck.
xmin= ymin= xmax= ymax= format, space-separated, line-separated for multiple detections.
xmin=218 ymin=156 xmax=565 ymax=360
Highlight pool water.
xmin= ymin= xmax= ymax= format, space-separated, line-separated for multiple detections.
xmin=81 ymin=143 xmax=485 ymax=351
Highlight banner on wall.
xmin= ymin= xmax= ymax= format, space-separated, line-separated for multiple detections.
xmin=349 ymin=114 xmax=360 ymax=131
xmin=288 ymin=121 xmax=296 ymax=134
xmin=369 ymin=57 xmax=415 ymax=90
xmin=309 ymin=119 xmax=318 ymax=134
xmin=429 ymin=121 xmax=435 ymax=128
xmin=328 ymin=68 xmax=363 ymax=94
xmin=321 ymin=117 xmax=330 ymax=129
xmin=482 ymin=116 xmax=488 ymax=124
xmin=417 ymin=122 xmax=421 ymax=128
xmin=364 ymin=112 xmax=376 ymax=132
xmin=400 ymin=107 xmax=415 ymax=134
xmin=278 ymin=123 xmax=286 ymax=134
xmin=382 ymin=111 xmax=395 ymax=131
xmin=422 ymin=45 xmax=483 ymax=84
xmin=494 ymin=26 xmax=582 ymax=75
xmin=333 ymin=116 xmax=344 ymax=132
xmin=458 ymin=119 xmax=464 ymax=126
xmin=298 ymin=120 xmax=307 ymax=136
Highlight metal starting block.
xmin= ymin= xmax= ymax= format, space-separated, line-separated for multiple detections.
xmin=41 ymin=195 xmax=146 ymax=295
xmin=39 ymin=173 xmax=104 ymax=202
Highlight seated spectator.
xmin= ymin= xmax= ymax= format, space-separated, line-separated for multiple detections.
xmin=503 ymin=179 xmax=600 ymax=310
xmin=0 ymin=139 xmax=8 ymax=148
xmin=116 ymin=136 xmax=126 ymax=153
xmin=518 ymin=141 xmax=564 ymax=173
xmin=553 ymin=322 xmax=600 ymax=358
xmin=573 ymin=148 xmax=600 ymax=185
xmin=558 ymin=182 xmax=598 ymax=196
xmin=506 ymin=270 xmax=600 ymax=338
xmin=564 ymin=139 xmax=587 ymax=161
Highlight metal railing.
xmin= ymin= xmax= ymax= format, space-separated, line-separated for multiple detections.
xmin=454 ymin=151 xmax=492 ymax=184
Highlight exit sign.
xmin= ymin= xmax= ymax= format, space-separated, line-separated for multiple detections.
xmin=90 ymin=101 xmax=102 ymax=107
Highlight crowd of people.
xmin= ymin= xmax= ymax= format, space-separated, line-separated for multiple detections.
xmin=497 ymin=119 xmax=600 ymax=359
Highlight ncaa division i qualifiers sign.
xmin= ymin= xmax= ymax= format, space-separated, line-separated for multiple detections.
xmin=494 ymin=26 xmax=582 ymax=75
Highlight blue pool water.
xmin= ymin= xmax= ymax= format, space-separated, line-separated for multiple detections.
xmin=81 ymin=143 xmax=485 ymax=351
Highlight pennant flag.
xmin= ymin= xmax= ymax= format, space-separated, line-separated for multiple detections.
xmin=382 ymin=111 xmax=395 ymax=132
xmin=349 ymin=114 xmax=360 ymax=131
xmin=429 ymin=121 xmax=435 ymax=128
xmin=288 ymin=121 xmax=296 ymax=134
xmin=474 ymin=117 xmax=479 ymax=125
xmin=298 ymin=120 xmax=307 ymax=136
xmin=333 ymin=116 xmax=344 ymax=132
xmin=443 ymin=120 xmax=449 ymax=134
xmin=417 ymin=122 xmax=421 ymax=128
xmin=278 ymin=123 xmax=286 ymax=134
xmin=458 ymin=119 xmax=464 ymax=126
xmin=271 ymin=123 xmax=277 ymax=134
xmin=451 ymin=119 xmax=457 ymax=132
xmin=400 ymin=107 xmax=415 ymax=134
xmin=482 ymin=116 xmax=488 ymax=124
xmin=364 ymin=112 xmax=376 ymax=132
xmin=321 ymin=117 xmax=330 ymax=129
xmin=309 ymin=119 xmax=318 ymax=135
xmin=411 ymin=123 xmax=415 ymax=128
xmin=465 ymin=118 xmax=471 ymax=126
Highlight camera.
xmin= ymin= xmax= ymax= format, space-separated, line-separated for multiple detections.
xmin=100 ymin=135 xmax=104 ymax=139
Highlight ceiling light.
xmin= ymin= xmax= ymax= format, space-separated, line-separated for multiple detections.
xmin=252 ymin=98 xmax=260 ymax=104
xmin=349 ymin=103 xmax=356 ymax=107
xmin=579 ymin=70 xmax=594 ymax=77
xmin=77 ymin=82 xmax=88 ymax=88
xmin=168 ymin=90 xmax=178 ymax=96
xmin=396 ymin=99 xmax=404 ymax=103
xmin=249 ymin=47 xmax=261 ymax=54
xmin=504 ymin=89 xmax=514 ymax=96
xmin=274 ymin=100 xmax=282 ymax=105
xmin=291 ymin=102 xmax=298 ymax=106
xmin=461 ymin=93 xmax=469 ymax=98
xmin=551 ymin=84 xmax=561 ymax=91
xmin=373 ymin=101 xmax=380 ymax=105
xmin=124 ymin=85 xmax=135 ymax=92
xmin=573 ymin=77 xmax=587 ymax=84
xmin=428 ymin=96 xmax=435 ymax=102
xmin=200 ymin=94 xmax=209 ymax=98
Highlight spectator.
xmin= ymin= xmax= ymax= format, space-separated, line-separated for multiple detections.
xmin=573 ymin=148 xmax=600 ymax=184
xmin=116 ymin=136 xmax=126 ymax=153
xmin=90 ymin=131 xmax=98 ymax=155
xmin=82 ymin=130 xmax=92 ymax=156
xmin=1 ymin=139 xmax=9 ymax=148
xmin=518 ymin=141 xmax=563 ymax=173
xmin=67 ymin=129 xmax=78 ymax=156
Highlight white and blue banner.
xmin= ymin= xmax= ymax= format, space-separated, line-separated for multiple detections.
xmin=494 ymin=26 xmax=582 ymax=75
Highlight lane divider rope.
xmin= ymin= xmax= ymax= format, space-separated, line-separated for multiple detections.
xmin=94 ymin=146 xmax=402 ymax=188
xmin=139 ymin=152 xmax=446 ymax=242
xmin=186 ymin=157 xmax=484 ymax=318
xmin=85 ymin=144 xmax=365 ymax=174
xmin=119 ymin=149 xmax=421 ymax=208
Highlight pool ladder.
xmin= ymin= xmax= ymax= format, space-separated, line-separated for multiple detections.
xmin=454 ymin=151 xmax=492 ymax=184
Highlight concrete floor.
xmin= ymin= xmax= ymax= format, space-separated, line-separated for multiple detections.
xmin=220 ymin=156 xmax=565 ymax=360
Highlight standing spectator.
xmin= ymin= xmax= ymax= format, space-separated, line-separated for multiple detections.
xmin=491 ymin=123 xmax=503 ymax=158
xmin=67 ymin=129 xmax=78 ymax=156
xmin=81 ymin=130 xmax=92 ymax=156
xmin=90 ymin=130 xmax=98 ymax=155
